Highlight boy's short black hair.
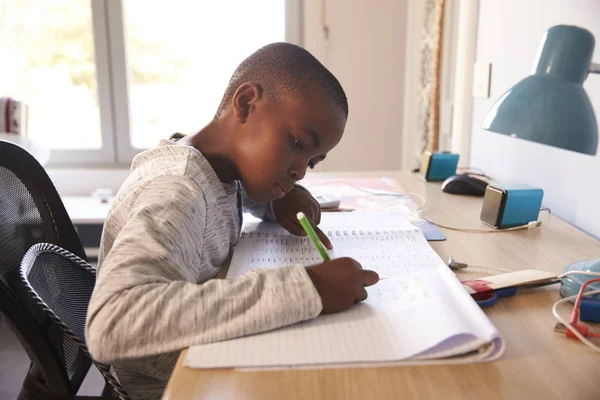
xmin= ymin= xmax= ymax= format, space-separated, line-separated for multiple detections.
xmin=216 ymin=42 xmax=348 ymax=120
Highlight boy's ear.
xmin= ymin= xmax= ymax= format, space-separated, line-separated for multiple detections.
xmin=232 ymin=83 xmax=263 ymax=123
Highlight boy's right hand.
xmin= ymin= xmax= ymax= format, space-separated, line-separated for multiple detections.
xmin=305 ymin=257 xmax=379 ymax=314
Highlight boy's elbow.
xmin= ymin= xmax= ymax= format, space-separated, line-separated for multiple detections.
xmin=86 ymin=314 xmax=118 ymax=363
xmin=86 ymin=297 xmax=128 ymax=363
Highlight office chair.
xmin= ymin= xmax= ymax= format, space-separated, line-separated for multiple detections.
xmin=20 ymin=243 xmax=129 ymax=399
xmin=0 ymin=139 xmax=119 ymax=399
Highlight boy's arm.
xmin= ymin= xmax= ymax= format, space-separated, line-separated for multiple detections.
xmin=86 ymin=176 xmax=322 ymax=363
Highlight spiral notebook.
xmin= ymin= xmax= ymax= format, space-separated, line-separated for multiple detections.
xmin=185 ymin=212 xmax=505 ymax=370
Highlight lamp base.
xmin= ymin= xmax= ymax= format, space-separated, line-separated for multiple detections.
xmin=560 ymin=258 xmax=600 ymax=303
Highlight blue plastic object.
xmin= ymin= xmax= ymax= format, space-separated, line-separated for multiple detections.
xmin=422 ymin=152 xmax=459 ymax=181
xmin=483 ymin=25 xmax=598 ymax=155
xmin=481 ymin=183 xmax=543 ymax=228
xmin=560 ymin=258 xmax=600 ymax=303
xmin=475 ymin=287 xmax=518 ymax=308
xmin=498 ymin=184 xmax=543 ymax=228
xmin=580 ymin=298 xmax=600 ymax=323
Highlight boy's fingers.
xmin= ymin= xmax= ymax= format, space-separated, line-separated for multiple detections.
xmin=355 ymin=287 xmax=368 ymax=302
xmin=313 ymin=203 xmax=322 ymax=224
xmin=312 ymin=223 xmax=333 ymax=250
xmin=361 ymin=270 xmax=380 ymax=286
xmin=282 ymin=215 xmax=306 ymax=236
xmin=314 ymin=210 xmax=321 ymax=225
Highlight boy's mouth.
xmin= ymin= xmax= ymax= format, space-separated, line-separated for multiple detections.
xmin=274 ymin=183 xmax=292 ymax=199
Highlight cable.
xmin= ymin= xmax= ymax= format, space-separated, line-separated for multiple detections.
xmin=552 ymin=288 xmax=600 ymax=353
xmin=418 ymin=214 xmax=541 ymax=233
xmin=420 ymin=207 xmax=550 ymax=234
xmin=404 ymin=192 xmax=426 ymax=211
xmin=456 ymin=166 xmax=493 ymax=180
xmin=461 ymin=265 xmax=514 ymax=274
xmin=572 ymin=278 xmax=600 ymax=324
xmin=558 ymin=271 xmax=600 ymax=279
xmin=552 ymin=272 xmax=600 ymax=353
xmin=457 ymin=166 xmax=486 ymax=175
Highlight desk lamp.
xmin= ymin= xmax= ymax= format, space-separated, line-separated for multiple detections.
xmin=482 ymin=25 xmax=600 ymax=299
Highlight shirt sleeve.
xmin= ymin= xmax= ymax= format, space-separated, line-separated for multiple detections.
xmin=240 ymin=183 xmax=276 ymax=221
xmin=86 ymin=176 xmax=322 ymax=363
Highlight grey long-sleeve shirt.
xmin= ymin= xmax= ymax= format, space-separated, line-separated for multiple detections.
xmin=86 ymin=139 xmax=322 ymax=399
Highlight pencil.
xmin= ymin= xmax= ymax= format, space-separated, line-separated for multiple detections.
xmin=297 ymin=212 xmax=330 ymax=261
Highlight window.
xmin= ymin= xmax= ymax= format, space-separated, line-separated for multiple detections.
xmin=0 ymin=0 xmax=302 ymax=166
xmin=0 ymin=0 xmax=103 ymax=151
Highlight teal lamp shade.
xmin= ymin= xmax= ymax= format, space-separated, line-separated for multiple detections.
xmin=483 ymin=25 xmax=598 ymax=155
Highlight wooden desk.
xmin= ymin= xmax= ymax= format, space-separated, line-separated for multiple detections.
xmin=163 ymin=171 xmax=600 ymax=400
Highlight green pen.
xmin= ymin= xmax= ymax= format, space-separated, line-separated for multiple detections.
xmin=297 ymin=212 xmax=330 ymax=261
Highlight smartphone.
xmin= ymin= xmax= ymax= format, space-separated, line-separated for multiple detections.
xmin=315 ymin=196 xmax=341 ymax=210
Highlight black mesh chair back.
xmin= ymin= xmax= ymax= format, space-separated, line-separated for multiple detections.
xmin=20 ymin=243 xmax=129 ymax=400
xmin=0 ymin=140 xmax=90 ymax=397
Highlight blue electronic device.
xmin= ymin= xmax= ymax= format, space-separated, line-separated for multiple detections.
xmin=420 ymin=151 xmax=459 ymax=181
xmin=560 ymin=259 xmax=600 ymax=302
xmin=480 ymin=184 xmax=544 ymax=229
xmin=560 ymin=259 xmax=600 ymax=323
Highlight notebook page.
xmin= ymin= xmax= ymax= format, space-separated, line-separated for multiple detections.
xmin=228 ymin=212 xmax=442 ymax=279
xmin=185 ymin=268 xmax=502 ymax=369
xmin=187 ymin=211 xmax=504 ymax=369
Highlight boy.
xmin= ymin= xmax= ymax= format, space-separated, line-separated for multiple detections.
xmin=86 ymin=43 xmax=379 ymax=399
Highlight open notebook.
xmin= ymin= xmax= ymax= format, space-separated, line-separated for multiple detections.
xmin=185 ymin=212 xmax=505 ymax=370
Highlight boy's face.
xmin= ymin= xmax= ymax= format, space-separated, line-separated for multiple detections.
xmin=232 ymin=84 xmax=346 ymax=204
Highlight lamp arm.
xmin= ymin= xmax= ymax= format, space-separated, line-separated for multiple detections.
xmin=589 ymin=62 xmax=600 ymax=74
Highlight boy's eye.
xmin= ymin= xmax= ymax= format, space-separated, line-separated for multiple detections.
xmin=291 ymin=136 xmax=305 ymax=151
xmin=308 ymin=160 xmax=316 ymax=169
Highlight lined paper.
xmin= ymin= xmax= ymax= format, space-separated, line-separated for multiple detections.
xmin=228 ymin=212 xmax=441 ymax=279
xmin=185 ymin=212 xmax=504 ymax=369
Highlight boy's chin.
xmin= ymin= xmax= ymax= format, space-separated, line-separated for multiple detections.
xmin=244 ymin=186 xmax=276 ymax=205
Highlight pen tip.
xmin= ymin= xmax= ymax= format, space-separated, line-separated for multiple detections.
xmin=297 ymin=212 xmax=305 ymax=219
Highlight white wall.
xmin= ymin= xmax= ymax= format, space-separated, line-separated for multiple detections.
xmin=470 ymin=0 xmax=600 ymax=238
xmin=401 ymin=0 xmax=426 ymax=169
xmin=303 ymin=0 xmax=408 ymax=171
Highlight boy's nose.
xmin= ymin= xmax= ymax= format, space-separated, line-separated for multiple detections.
xmin=289 ymin=166 xmax=307 ymax=181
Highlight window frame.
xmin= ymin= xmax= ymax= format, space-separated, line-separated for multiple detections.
xmin=45 ymin=0 xmax=303 ymax=168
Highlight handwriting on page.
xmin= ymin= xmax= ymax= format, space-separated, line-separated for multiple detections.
xmin=230 ymin=227 xmax=443 ymax=279
xmin=369 ymin=275 xmax=431 ymax=303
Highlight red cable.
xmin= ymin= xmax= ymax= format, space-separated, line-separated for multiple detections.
xmin=566 ymin=278 xmax=600 ymax=339
xmin=570 ymin=278 xmax=600 ymax=324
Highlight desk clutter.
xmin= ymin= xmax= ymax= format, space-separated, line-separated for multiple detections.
xmin=300 ymin=176 xmax=446 ymax=241
xmin=414 ymin=155 xmax=547 ymax=233
xmin=184 ymin=211 xmax=505 ymax=370
xmin=455 ymin=260 xmax=600 ymax=351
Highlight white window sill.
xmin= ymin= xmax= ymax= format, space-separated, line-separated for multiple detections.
xmin=47 ymin=168 xmax=130 ymax=197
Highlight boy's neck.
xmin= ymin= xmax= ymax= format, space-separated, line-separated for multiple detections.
xmin=180 ymin=119 xmax=240 ymax=183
